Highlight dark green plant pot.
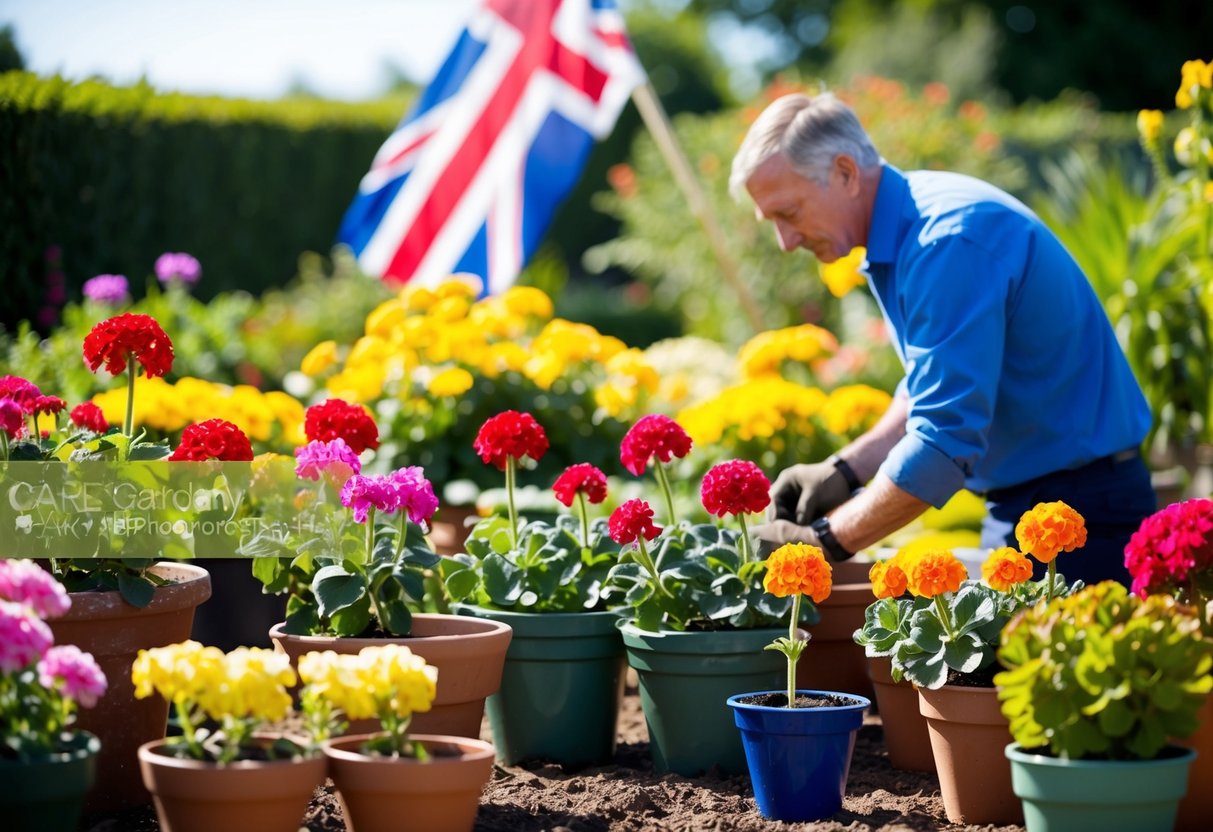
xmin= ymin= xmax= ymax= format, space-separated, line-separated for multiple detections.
xmin=0 ymin=731 xmax=100 ymax=831
xmin=1006 ymin=742 xmax=1197 ymax=832
xmin=619 ymin=621 xmax=786 ymax=776
xmin=454 ymin=605 xmax=625 ymax=767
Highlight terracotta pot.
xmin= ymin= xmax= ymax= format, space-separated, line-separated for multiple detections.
xmin=430 ymin=505 xmax=482 ymax=557
xmin=270 ymin=613 xmax=512 ymax=738
xmin=797 ymin=582 xmax=875 ymax=701
xmin=918 ymin=684 xmax=1023 ymax=825
xmin=138 ymin=739 xmax=327 ymax=832
xmin=48 ymin=562 xmax=212 ymax=812
xmin=867 ymin=656 xmax=934 ymax=772
xmin=1175 ymin=692 xmax=1213 ymax=831
xmin=323 ymin=733 xmax=494 ymax=832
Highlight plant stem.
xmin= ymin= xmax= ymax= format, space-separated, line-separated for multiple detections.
xmin=1046 ymin=560 xmax=1057 ymax=603
xmin=0 ymin=430 xmax=8 ymax=460
xmin=635 ymin=535 xmax=672 ymax=598
xmin=933 ymin=594 xmax=958 ymax=640
xmin=124 ymin=354 xmax=137 ymax=441
xmin=364 ymin=506 xmax=376 ymax=566
xmin=654 ymin=461 xmax=677 ymax=526
xmin=395 ymin=513 xmax=407 ymax=564
xmin=787 ymin=593 xmax=802 ymax=707
xmin=506 ymin=456 xmax=519 ymax=551
xmin=174 ymin=697 xmax=205 ymax=760
xmin=576 ymin=492 xmax=590 ymax=551
xmin=738 ymin=513 xmax=753 ymax=564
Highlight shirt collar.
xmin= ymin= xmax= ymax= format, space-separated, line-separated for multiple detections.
xmin=866 ymin=164 xmax=911 ymax=265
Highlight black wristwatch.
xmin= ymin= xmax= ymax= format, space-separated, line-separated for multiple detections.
xmin=811 ymin=515 xmax=854 ymax=562
xmin=828 ymin=454 xmax=863 ymax=494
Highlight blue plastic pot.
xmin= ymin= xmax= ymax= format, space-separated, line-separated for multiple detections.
xmin=728 ymin=690 xmax=870 ymax=822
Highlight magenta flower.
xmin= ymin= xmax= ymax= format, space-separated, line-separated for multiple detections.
xmin=82 ymin=274 xmax=130 ymax=305
xmin=155 ymin=252 xmax=202 ymax=285
xmin=0 ymin=600 xmax=54 ymax=673
xmin=1124 ymin=498 xmax=1213 ymax=597
xmin=38 ymin=644 xmax=107 ymax=708
xmin=387 ymin=466 xmax=440 ymax=527
xmin=340 ymin=474 xmax=397 ymax=524
xmin=0 ymin=398 xmax=23 ymax=438
xmin=0 ymin=559 xmax=71 ymax=619
xmin=0 ymin=375 xmax=41 ymax=413
xmin=295 ymin=437 xmax=362 ymax=486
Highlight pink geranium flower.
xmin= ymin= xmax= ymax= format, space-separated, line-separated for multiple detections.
xmin=295 ymin=437 xmax=362 ymax=487
xmin=38 ymin=644 xmax=108 ymax=708
xmin=0 ymin=559 xmax=71 ymax=619
xmin=0 ymin=600 xmax=54 ymax=673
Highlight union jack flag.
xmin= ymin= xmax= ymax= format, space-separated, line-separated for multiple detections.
xmin=337 ymin=0 xmax=646 ymax=294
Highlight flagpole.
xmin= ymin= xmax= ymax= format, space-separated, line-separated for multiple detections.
xmin=629 ymin=81 xmax=765 ymax=335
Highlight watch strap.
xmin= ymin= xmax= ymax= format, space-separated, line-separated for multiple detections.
xmin=810 ymin=515 xmax=854 ymax=562
xmin=828 ymin=454 xmax=863 ymax=493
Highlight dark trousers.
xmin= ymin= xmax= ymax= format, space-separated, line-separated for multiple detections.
xmin=979 ymin=451 xmax=1156 ymax=587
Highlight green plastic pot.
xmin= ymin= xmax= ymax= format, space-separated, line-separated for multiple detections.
xmin=1006 ymin=742 xmax=1197 ymax=832
xmin=454 ymin=605 xmax=625 ymax=767
xmin=0 ymin=731 xmax=100 ymax=831
xmin=620 ymin=621 xmax=785 ymax=776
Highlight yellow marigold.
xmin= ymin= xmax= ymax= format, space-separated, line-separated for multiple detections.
xmin=819 ymin=246 xmax=868 ymax=298
xmin=300 ymin=340 xmax=339 ymax=376
xmin=365 ymin=299 xmax=407 ymax=339
xmin=480 ymin=341 xmax=530 ymax=378
xmin=298 ymin=650 xmax=378 ymax=721
xmin=199 ymin=647 xmax=296 ymax=723
xmin=1176 ymin=59 xmax=1212 ymax=109
xmin=763 ymin=543 xmax=833 ymax=603
xmin=738 ymin=324 xmax=838 ymax=379
xmin=980 ymin=547 xmax=1033 ymax=592
xmin=501 ymin=285 xmax=554 ymax=320
xmin=428 ymin=366 xmax=475 ymax=398
xmin=904 ymin=549 xmax=967 ymax=598
xmin=435 ymin=276 xmax=479 ymax=300
xmin=821 ymin=384 xmax=892 ymax=436
xmin=428 ymin=294 xmax=471 ymax=323
xmin=326 ymin=364 xmax=386 ymax=403
xmin=1015 ymin=500 xmax=1086 ymax=564
xmin=1136 ymin=109 xmax=1164 ymax=144
xmin=347 ymin=335 xmax=393 ymax=369
xmin=132 ymin=640 xmax=225 ymax=704
xmin=869 ymin=556 xmax=909 ymax=599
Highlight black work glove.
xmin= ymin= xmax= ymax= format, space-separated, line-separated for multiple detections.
xmin=767 ymin=461 xmax=852 ymax=525
xmin=751 ymin=519 xmax=822 ymax=560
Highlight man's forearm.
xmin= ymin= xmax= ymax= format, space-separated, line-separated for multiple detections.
xmin=827 ymin=472 xmax=929 ymax=553
xmin=836 ymin=390 xmax=908 ymax=484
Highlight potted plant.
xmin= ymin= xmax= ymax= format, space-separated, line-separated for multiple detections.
xmin=306 ymin=644 xmax=495 ymax=832
xmin=248 ymin=412 xmax=511 ymax=738
xmin=879 ymin=501 xmax=1087 ymax=824
xmin=603 ymin=419 xmax=818 ymax=776
xmin=1123 ymin=496 xmax=1213 ymax=830
xmin=132 ymin=640 xmax=326 ymax=832
xmin=996 ymin=581 xmax=1213 ymax=831
xmin=727 ymin=542 xmax=870 ymax=822
xmin=0 ymin=560 xmax=108 ymax=831
xmin=441 ymin=411 xmax=625 ymax=766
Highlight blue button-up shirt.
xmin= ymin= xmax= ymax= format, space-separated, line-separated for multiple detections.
xmin=864 ymin=165 xmax=1150 ymax=507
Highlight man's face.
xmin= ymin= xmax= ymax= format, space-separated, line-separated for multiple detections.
xmin=746 ymin=153 xmax=857 ymax=263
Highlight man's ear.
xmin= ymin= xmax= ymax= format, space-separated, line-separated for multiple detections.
xmin=834 ymin=154 xmax=861 ymax=196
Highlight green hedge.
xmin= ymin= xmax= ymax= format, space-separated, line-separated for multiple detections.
xmin=0 ymin=72 xmax=409 ymax=332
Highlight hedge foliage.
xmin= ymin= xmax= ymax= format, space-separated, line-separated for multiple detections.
xmin=0 ymin=71 xmax=410 ymax=332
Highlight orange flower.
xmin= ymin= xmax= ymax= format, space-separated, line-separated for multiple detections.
xmin=1015 ymin=501 xmax=1087 ymax=564
xmin=869 ymin=554 xmax=910 ymax=599
xmin=981 ymin=547 xmax=1033 ymax=592
xmin=763 ymin=543 xmax=833 ymax=603
xmin=905 ymin=549 xmax=967 ymax=598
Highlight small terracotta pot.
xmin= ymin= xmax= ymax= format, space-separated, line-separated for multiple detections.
xmin=138 ymin=740 xmax=327 ymax=832
xmin=1175 ymin=692 xmax=1213 ymax=831
xmin=429 ymin=505 xmax=482 ymax=556
xmin=323 ymin=733 xmax=495 ymax=832
xmin=867 ymin=656 xmax=934 ymax=772
xmin=918 ymin=684 xmax=1022 ymax=825
xmin=797 ymin=582 xmax=875 ymax=701
xmin=271 ymin=613 xmax=512 ymax=738
xmin=49 ymin=562 xmax=212 ymax=812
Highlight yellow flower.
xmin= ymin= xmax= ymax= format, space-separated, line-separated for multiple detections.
xmin=480 ymin=342 xmax=530 ymax=378
xmin=401 ymin=285 xmax=437 ymax=313
xmin=1176 ymin=59 xmax=1212 ymax=109
xmin=301 ymin=340 xmax=339 ymax=376
xmin=763 ymin=543 xmax=833 ymax=602
xmin=365 ymin=299 xmax=407 ymax=339
xmin=132 ymin=640 xmax=225 ymax=704
xmin=501 ymin=285 xmax=554 ymax=320
xmin=300 ymin=646 xmax=438 ymax=725
xmin=738 ymin=324 xmax=838 ymax=379
xmin=1015 ymin=501 xmax=1086 ymax=564
xmin=199 ymin=647 xmax=296 ymax=723
xmin=981 ymin=547 xmax=1033 ymax=592
xmin=819 ymin=246 xmax=868 ymax=298
xmin=1205 ymin=181 xmax=1213 ymax=204
xmin=428 ymin=366 xmax=475 ymax=398
xmin=1136 ymin=109 xmax=1163 ymax=144
xmin=821 ymin=384 xmax=892 ymax=436
xmin=904 ymin=549 xmax=967 ymax=598
xmin=326 ymin=364 xmax=386 ymax=403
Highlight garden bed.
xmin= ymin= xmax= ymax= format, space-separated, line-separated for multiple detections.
xmin=85 ymin=678 xmax=1025 ymax=832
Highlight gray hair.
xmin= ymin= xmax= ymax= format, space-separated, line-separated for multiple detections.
xmin=729 ymin=92 xmax=880 ymax=200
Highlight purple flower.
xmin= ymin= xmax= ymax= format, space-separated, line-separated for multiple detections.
xmin=0 ymin=600 xmax=53 ymax=673
xmin=155 ymin=252 xmax=202 ymax=285
xmin=38 ymin=644 xmax=108 ymax=708
xmin=294 ymin=438 xmax=361 ymax=486
xmin=0 ymin=560 xmax=71 ymax=619
xmin=388 ymin=466 xmax=440 ymax=527
xmin=82 ymin=274 xmax=130 ymax=305
xmin=339 ymin=474 xmax=399 ymax=524
xmin=0 ymin=397 xmax=23 ymax=438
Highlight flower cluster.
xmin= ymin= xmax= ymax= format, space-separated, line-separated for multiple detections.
xmin=154 ymin=252 xmax=202 ymax=286
xmin=1015 ymin=501 xmax=1087 ymax=564
xmin=1124 ymin=498 xmax=1213 ymax=602
xmin=552 ymin=463 xmax=608 ymax=508
xmin=819 ymin=246 xmax=869 ymax=298
xmin=609 ymin=499 xmax=663 ymax=545
xmin=340 ymin=467 xmax=440 ymax=527
xmin=0 ymin=560 xmax=107 ymax=758
xmin=763 ymin=543 xmax=832 ymax=603
xmin=700 ymin=459 xmax=770 ymax=518
xmin=473 ymin=410 xmax=549 ymax=471
xmin=132 ymin=640 xmax=298 ymax=763
xmin=82 ymin=274 xmax=131 ymax=305
xmin=295 ymin=437 xmax=362 ymax=486
xmin=737 ymin=324 xmax=838 ymax=380
xmin=82 ymin=313 xmax=174 ymax=379
xmin=981 ymin=546 xmax=1034 ymax=592
xmin=304 ymin=398 xmax=380 ymax=454
xmin=167 ymin=418 xmax=255 ymax=461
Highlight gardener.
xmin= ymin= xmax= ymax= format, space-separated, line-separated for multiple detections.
xmin=739 ymin=91 xmax=1155 ymax=586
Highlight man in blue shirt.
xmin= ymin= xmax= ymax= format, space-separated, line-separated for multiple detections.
xmin=739 ymin=91 xmax=1155 ymax=585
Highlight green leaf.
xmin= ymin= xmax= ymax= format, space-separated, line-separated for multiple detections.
xmin=312 ymin=566 xmax=368 ymax=618
xmin=482 ymin=552 xmax=523 ymax=605
xmin=117 ymin=572 xmax=156 ymax=608
xmin=443 ymin=565 xmax=480 ymax=602
xmin=329 ymin=595 xmax=371 ymax=636
xmin=391 ymin=568 xmax=426 ymax=603
xmin=378 ymin=599 xmax=413 ymax=636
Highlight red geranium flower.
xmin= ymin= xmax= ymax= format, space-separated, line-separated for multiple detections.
xmin=168 ymin=419 xmax=254 ymax=461
xmin=82 ymin=313 xmax=174 ymax=378
xmin=304 ymin=398 xmax=380 ymax=454
xmin=69 ymin=402 xmax=109 ymax=433
xmin=0 ymin=375 xmax=42 ymax=413
xmin=31 ymin=395 xmax=66 ymax=416
xmin=620 ymin=414 xmax=692 ymax=476
xmin=552 ymin=463 xmax=608 ymax=507
xmin=0 ymin=398 xmax=23 ymax=437
xmin=701 ymin=459 xmax=771 ymax=517
xmin=608 ymin=499 xmax=662 ymax=545
xmin=1124 ymin=498 xmax=1213 ymax=598
xmin=473 ymin=411 xmax=548 ymax=471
